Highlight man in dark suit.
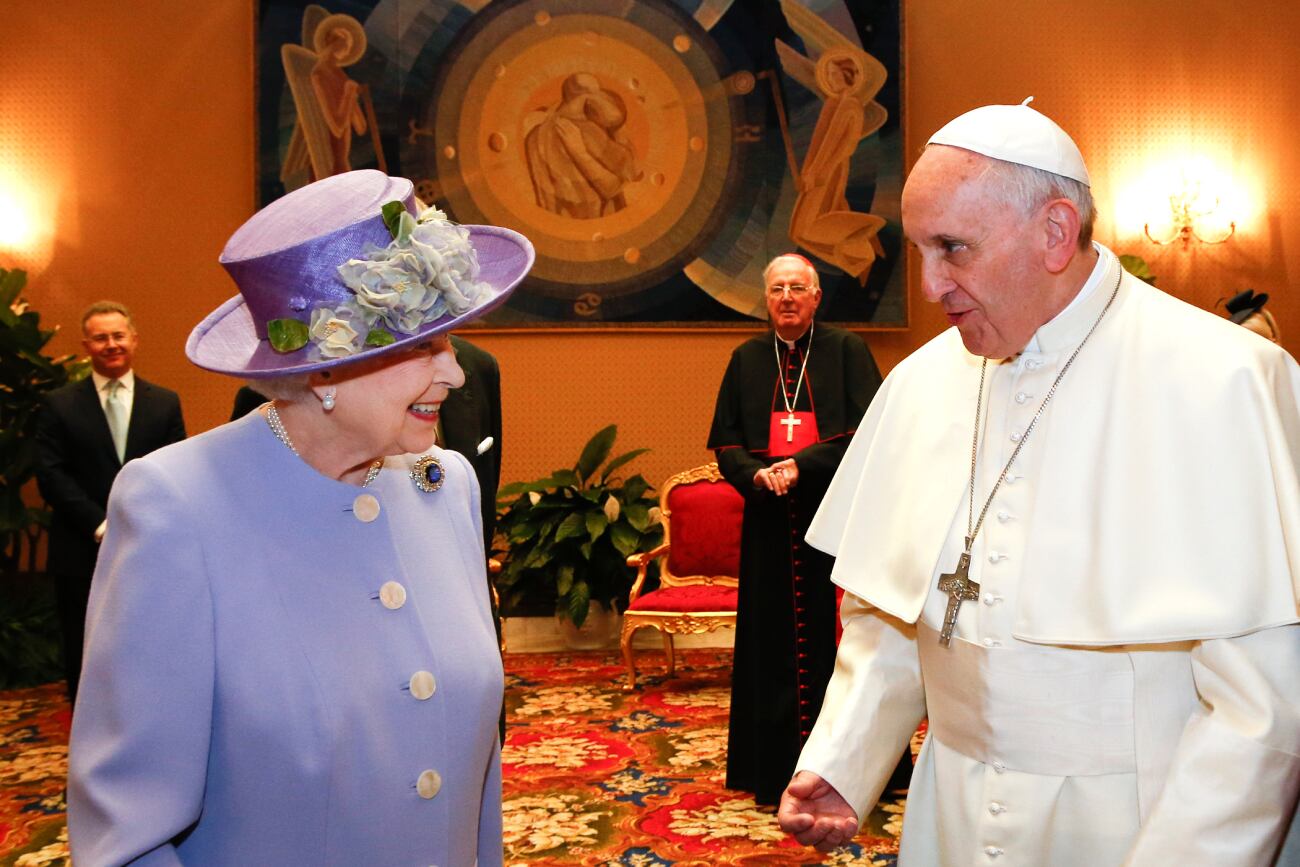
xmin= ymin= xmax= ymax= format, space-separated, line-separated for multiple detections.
xmin=441 ymin=335 xmax=502 ymax=555
xmin=35 ymin=301 xmax=186 ymax=704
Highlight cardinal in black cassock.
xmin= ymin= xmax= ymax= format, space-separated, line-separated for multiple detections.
xmin=708 ymin=254 xmax=882 ymax=806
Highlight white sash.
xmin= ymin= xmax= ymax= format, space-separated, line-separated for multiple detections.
xmin=917 ymin=623 xmax=1136 ymax=776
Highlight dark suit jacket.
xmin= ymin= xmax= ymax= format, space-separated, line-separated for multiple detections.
xmin=35 ymin=375 xmax=186 ymax=578
xmin=443 ymin=335 xmax=502 ymax=554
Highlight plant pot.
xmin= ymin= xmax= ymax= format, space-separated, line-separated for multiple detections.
xmin=556 ymin=601 xmax=620 ymax=650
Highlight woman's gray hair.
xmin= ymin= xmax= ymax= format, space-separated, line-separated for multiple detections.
xmin=980 ymin=157 xmax=1096 ymax=248
xmin=249 ymin=373 xmax=314 ymax=402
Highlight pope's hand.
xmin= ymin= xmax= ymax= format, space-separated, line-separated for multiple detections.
xmin=778 ymin=771 xmax=859 ymax=851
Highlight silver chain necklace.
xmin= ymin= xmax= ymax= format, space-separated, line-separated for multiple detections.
xmin=265 ymin=404 xmax=383 ymax=487
xmin=772 ymin=320 xmax=814 ymax=444
xmin=936 ymin=268 xmax=1122 ymax=646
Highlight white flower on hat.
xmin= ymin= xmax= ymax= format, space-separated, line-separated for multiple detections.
xmin=309 ymin=305 xmax=367 ymax=358
xmin=334 ymin=207 xmax=490 ymax=337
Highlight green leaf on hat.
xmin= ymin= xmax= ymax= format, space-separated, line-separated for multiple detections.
xmin=267 ymin=318 xmax=309 ymax=353
xmin=365 ymin=328 xmax=396 ymax=347
xmin=381 ymin=201 xmax=406 ymax=240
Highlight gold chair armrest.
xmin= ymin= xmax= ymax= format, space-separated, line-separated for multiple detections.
xmin=626 ymin=542 xmax=670 ymax=605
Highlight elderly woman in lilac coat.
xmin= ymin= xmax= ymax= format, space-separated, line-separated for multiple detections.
xmin=67 ymin=171 xmax=533 ymax=866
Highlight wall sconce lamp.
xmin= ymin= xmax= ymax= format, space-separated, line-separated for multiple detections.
xmin=1144 ymin=177 xmax=1236 ymax=249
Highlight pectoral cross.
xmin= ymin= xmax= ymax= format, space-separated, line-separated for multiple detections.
xmin=780 ymin=413 xmax=801 ymax=443
xmin=937 ymin=547 xmax=980 ymax=647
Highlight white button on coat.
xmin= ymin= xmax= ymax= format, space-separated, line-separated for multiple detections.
xmin=409 ymin=670 xmax=436 ymax=700
xmin=417 ymin=769 xmax=442 ymax=799
xmin=353 ymin=494 xmax=381 ymax=523
xmin=989 ymin=801 xmax=1005 ymax=815
xmin=1015 ymin=392 xmax=1029 ymax=404
xmin=984 ymin=845 xmax=1004 ymax=857
xmin=379 ymin=581 xmax=407 ymax=610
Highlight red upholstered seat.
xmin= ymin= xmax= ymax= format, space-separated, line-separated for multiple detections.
xmin=627 ymin=584 xmax=738 ymax=613
xmin=621 ymin=463 xmax=744 ymax=690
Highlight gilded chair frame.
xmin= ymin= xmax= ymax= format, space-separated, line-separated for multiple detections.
xmin=621 ymin=462 xmax=740 ymax=690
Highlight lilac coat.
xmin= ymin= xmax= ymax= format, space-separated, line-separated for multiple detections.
xmin=68 ymin=412 xmax=504 ymax=866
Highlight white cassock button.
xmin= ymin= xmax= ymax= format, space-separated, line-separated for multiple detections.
xmin=982 ymin=594 xmax=1002 ymax=606
xmin=991 ymin=760 xmax=1007 ymax=773
xmin=984 ymin=846 xmax=1004 ymax=857
xmin=379 ymin=581 xmax=407 ymax=610
xmin=353 ymin=494 xmax=381 ymax=523
xmin=1026 ymin=359 xmax=1042 ymax=370
xmin=417 ymin=769 xmax=442 ymax=799
xmin=987 ymin=552 xmax=1007 ymax=563
xmin=1004 ymin=474 xmax=1019 ymax=485
xmin=989 ymin=801 xmax=1005 ymax=815
xmin=1015 ymin=392 xmax=1029 ymax=404
xmin=996 ymin=510 xmax=1011 ymax=523
xmin=409 ymin=670 xmax=436 ymax=700
xmin=1009 ymin=432 xmax=1022 ymax=443
xmin=982 ymin=638 xmax=1001 ymax=648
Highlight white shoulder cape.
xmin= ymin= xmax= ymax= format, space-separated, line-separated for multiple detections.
xmin=808 ymin=263 xmax=1300 ymax=645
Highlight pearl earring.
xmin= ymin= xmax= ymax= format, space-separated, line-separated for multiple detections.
xmin=322 ymin=389 xmax=336 ymax=411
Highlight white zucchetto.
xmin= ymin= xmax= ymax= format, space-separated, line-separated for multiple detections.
xmin=927 ymin=97 xmax=1090 ymax=186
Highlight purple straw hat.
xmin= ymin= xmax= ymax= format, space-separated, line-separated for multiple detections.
xmin=187 ymin=170 xmax=534 ymax=378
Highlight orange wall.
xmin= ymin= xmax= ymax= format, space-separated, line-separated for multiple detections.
xmin=4 ymin=0 xmax=1298 ymax=490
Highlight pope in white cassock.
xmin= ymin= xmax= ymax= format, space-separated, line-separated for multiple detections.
xmin=776 ymin=99 xmax=1300 ymax=865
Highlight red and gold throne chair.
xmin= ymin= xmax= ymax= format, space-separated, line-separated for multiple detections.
xmin=621 ymin=462 xmax=744 ymax=690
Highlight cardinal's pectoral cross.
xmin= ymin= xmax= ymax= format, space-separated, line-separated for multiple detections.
xmin=780 ymin=412 xmax=801 ymax=443
xmin=937 ymin=548 xmax=980 ymax=647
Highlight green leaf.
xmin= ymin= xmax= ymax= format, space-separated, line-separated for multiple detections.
xmin=508 ymin=521 xmax=538 ymax=543
xmin=365 ymin=329 xmax=395 ymax=347
xmin=600 ymin=448 xmax=650 ymax=483
xmin=609 ymin=522 xmax=640 ymax=557
xmin=621 ymin=474 xmax=650 ymax=503
xmin=576 ymin=425 xmax=617 ymax=483
xmin=579 ymin=540 xmax=593 ymax=560
xmin=624 ymin=502 xmax=650 ymax=532
xmin=551 ymin=469 xmax=581 ymax=489
xmin=565 ymin=579 xmax=592 ymax=626
xmin=585 ymin=511 xmax=608 ymax=541
xmin=267 ymin=318 xmax=310 ymax=353
xmin=1118 ymin=254 xmax=1157 ymax=286
xmin=381 ymin=201 xmax=406 ymax=239
xmin=554 ymin=512 xmax=587 ymax=542
xmin=556 ymin=564 xmax=575 ymax=596
xmin=523 ymin=546 xmax=552 ymax=570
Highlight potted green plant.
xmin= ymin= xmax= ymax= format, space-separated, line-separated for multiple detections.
xmin=494 ymin=425 xmax=663 ymax=643
xmin=0 ymin=267 xmax=90 ymax=686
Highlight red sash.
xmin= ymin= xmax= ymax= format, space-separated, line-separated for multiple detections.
xmin=767 ymin=410 xmax=819 ymax=457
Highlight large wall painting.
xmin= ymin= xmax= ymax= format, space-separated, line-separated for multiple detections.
xmin=256 ymin=0 xmax=905 ymax=328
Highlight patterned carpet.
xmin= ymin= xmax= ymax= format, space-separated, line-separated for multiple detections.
xmin=0 ymin=650 xmax=908 ymax=865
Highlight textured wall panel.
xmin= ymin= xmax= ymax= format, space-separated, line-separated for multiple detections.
xmin=5 ymin=0 xmax=1298 ymax=496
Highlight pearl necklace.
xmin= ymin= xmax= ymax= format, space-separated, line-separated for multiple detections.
xmin=265 ymin=404 xmax=383 ymax=487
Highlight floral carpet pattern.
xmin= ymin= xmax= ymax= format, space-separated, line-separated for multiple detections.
xmin=501 ymin=650 xmax=905 ymax=866
xmin=0 ymin=651 xmax=908 ymax=865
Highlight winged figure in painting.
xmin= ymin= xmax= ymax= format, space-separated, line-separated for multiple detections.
xmin=280 ymin=7 xmax=382 ymax=189
xmin=775 ymin=0 xmax=889 ymax=284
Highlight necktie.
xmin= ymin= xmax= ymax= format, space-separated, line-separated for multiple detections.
xmin=105 ymin=379 xmax=128 ymax=463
